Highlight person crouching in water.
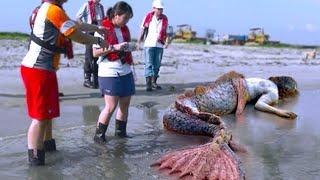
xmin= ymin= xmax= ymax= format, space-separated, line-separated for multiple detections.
xmin=92 ymin=1 xmax=134 ymax=143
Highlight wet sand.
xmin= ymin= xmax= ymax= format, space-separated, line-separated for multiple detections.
xmin=0 ymin=40 xmax=320 ymax=179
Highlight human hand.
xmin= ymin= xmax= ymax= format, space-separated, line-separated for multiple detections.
xmin=280 ymin=110 xmax=297 ymax=119
xmin=136 ymin=42 xmax=143 ymax=51
xmin=122 ymin=42 xmax=137 ymax=52
xmin=113 ymin=42 xmax=128 ymax=51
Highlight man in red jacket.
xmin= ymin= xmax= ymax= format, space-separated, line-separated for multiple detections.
xmin=137 ymin=0 xmax=170 ymax=91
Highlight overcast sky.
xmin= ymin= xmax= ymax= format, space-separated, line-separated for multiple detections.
xmin=1 ymin=0 xmax=319 ymax=45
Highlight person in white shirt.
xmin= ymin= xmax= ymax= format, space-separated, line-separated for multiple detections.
xmin=76 ymin=0 xmax=105 ymax=88
xmin=92 ymin=1 xmax=135 ymax=143
xmin=137 ymin=0 xmax=170 ymax=91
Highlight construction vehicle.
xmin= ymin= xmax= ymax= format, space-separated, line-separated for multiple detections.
xmin=222 ymin=34 xmax=247 ymax=45
xmin=174 ymin=24 xmax=196 ymax=41
xmin=247 ymin=28 xmax=269 ymax=45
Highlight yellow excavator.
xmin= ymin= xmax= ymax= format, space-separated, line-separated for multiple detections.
xmin=174 ymin=24 xmax=197 ymax=41
xmin=247 ymin=28 xmax=269 ymax=45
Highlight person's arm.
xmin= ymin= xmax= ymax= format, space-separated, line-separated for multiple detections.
xmin=136 ymin=28 xmax=147 ymax=50
xmin=254 ymin=94 xmax=297 ymax=119
xmin=93 ymin=43 xmax=129 ymax=57
xmin=164 ymin=25 xmax=172 ymax=49
xmin=136 ymin=16 xmax=147 ymax=50
xmin=77 ymin=22 xmax=106 ymax=35
xmin=46 ymin=4 xmax=107 ymax=48
xmin=67 ymin=28 xmax=107 ymax=48
xmin=164 ymin=36 xmax=171 ymax=49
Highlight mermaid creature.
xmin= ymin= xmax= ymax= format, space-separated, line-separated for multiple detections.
xmin=153 ymin=71 xmax=298 ymax=179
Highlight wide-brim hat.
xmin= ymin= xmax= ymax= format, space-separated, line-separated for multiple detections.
xmin=152 ymin=0 xmax=164 ymax=9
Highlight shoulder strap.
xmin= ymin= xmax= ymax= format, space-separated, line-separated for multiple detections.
xmin=29 ymin=6 xmax=40 ymax=29
xmin=30 ymin=33 xmax=66 ymax=54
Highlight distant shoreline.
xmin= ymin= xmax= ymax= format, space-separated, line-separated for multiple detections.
xmin=0 ymin=31 xmax=318 ymax=49
xmin=0 ymin=32 xmax=29 ymax=40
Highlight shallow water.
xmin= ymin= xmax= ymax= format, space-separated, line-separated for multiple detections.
xmin=0 ymin=89 xmax=320 ymax=179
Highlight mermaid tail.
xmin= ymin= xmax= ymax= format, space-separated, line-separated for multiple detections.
xmin=152 ymin=131 xmax=245 ymax=180
xmin=163 ymin=105 xmax=223 ymax=136
xmin=158 ymin=71 xmax=248 ymax=179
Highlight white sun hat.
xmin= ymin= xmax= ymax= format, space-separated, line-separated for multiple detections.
xmin=152 ymin=0 xmax=164 ymax=9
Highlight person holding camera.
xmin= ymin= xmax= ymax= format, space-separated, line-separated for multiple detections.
xmin=92 ymin=1 xmax=135 ymax=143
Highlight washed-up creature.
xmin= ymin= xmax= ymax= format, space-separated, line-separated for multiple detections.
xmin=152 ymin=71 xmax=298 ymax=179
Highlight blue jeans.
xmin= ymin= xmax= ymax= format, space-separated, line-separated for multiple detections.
xmin=144 ymin=47 xmax=163 ymax=77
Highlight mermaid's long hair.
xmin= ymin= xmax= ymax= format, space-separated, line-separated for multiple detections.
xmin=268 ymin=76 xmax=298 ymax=99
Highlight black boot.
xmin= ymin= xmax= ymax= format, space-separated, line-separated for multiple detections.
xmin=146 ymin=77 xmax=152 ymax=91
xmin=83 ymin=73 xmax=93 ymax=88
xmin=44 ymin=139 xmax=56 ymax=152
xmin=93 ymin=122 xmax=108 ymax=144
xmin=115 ymin=119 xmax=130 ymax=138
xmin=152 ymin=76 xmax=162 ymax=90
xmin=28 ymin=149 xmax=45 ymax=166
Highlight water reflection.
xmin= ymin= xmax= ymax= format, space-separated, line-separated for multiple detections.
xmin=92 ymin=139 xmax=130 ymax=179
xmin=27 ymin=166 xmax=63 ymax=180
xmin=82 ymin=105 xmax=100 ymax=125
xmin=143 ymin=107 xmax=161 ymax=129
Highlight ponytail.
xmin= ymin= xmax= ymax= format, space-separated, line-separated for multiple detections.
xmin=106 ymin=1 xmax=133 ymax=20
xmin=106 ymin=7 xmax=114 ymax=20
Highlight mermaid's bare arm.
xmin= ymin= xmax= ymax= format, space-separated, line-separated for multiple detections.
xmin=254 ymin=94 xmax=297 ymax=119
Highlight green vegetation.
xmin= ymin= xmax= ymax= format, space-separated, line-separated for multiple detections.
xmin=0 ymin=32 xmax=29 ymax=40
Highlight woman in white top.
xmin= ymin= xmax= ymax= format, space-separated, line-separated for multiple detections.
xmin=92 ymin=1 xmax=134 ymax=143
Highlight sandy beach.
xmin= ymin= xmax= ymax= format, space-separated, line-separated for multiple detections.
xmin=1 ymin=39 xmax=319 ymax=106
xmin=1 ymin=39 xmax=320 ymax=179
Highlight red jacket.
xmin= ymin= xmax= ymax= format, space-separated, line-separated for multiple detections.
xmin=143 ymin=11 xmax=168 ymax=45
xmin=101 ymin=19 xmax=133 ymax=65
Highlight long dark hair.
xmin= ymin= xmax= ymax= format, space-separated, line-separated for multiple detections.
xmin=106 ymin=1 xmax=133 ymax=20
xmin=268 ymin=76 xmax=298 ymax=99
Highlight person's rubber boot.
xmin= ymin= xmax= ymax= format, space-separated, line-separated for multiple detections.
xmin=115 ymin=119 xmax=131 ymax=138
xmin=83 ymin=73 xmax=93 ymax=88
xmin=92 ymin=73 xmax=99 ymax=89
xmin=44 ymin=139 xmax=56 ymax=152
xmin=146 ymin=77 xmax=152 ymax=92
xmin=93 ymin=122 xmax=108 ymax=144
xmin=152 ymin=76 xmax=162 ymax=90
xmin=28 ymin=149 xmax=45 ymax=166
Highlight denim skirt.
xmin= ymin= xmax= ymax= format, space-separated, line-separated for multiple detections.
xmin=98 ymin=73 xmax=135 ymax=97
